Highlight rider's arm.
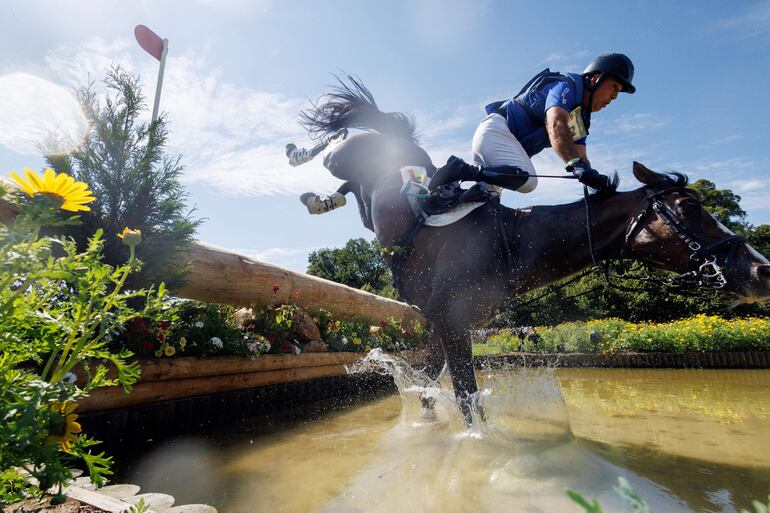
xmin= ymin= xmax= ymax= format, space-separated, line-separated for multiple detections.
xmin=545 ymin=106 xmax=586 ymax=165
xmin=576 ymin=144 xmax=590 ymax=167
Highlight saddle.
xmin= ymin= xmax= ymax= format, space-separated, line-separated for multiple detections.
xmin=400 ymin=166 xmax=495 ymax=227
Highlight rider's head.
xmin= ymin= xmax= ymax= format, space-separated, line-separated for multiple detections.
xmin=582 ymin=53 xmax=635 ymax=113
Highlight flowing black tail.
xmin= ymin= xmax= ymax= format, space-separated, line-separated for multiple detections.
xmin=299 ymin=74 xmax=417 ymax=144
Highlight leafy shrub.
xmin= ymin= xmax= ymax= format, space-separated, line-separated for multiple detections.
xmin=1 ymin=169 xmax=168 ymax=503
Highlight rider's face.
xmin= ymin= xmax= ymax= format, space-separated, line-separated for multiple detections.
xmin=590 ymin=77 xmax=624 ymax=112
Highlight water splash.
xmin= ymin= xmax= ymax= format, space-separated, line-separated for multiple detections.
xmin=348 ymin=349 xmax=573 ymax=444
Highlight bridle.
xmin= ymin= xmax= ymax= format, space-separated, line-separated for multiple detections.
xmin=592 ymin=186 xmax=746 ymax=291
xmin=516 ymin=185 xmax=748 ymax=310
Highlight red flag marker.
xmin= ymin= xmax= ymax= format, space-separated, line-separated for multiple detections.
xmin=134 ymin=25 xmax=164 ymax=61
xmin=134 ymin=25 xmax=169 ymax=123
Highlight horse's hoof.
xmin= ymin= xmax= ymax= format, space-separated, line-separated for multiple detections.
xmin=420 ymin=407 xmax=438 ymax=422
xmin=303 ymin=192 xmax=346 ymax=214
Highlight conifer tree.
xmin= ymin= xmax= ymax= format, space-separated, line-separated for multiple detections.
xmin=46 ymin=66 xmax=201 ymax=289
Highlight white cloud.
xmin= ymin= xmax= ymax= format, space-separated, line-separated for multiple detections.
xmin=733 ymin=179 xmax=767 ymax=192
xmin=700 ymin=134 xmax=743 ymax=148
xmin=405 ymin=0 xmax=489 ymax=50
xmin=14 ymin=37 xmax=341 ymax=197
xmin=0 ymin=73 xmax=89 ymax=156
xmin=541 ymin=49 xmax=592 ymax=73
xmin=717 ymin=0 xmax=770 ymax=41
xmin=232 ymin=245 xmax=322 ymax=272
xmin=609 ymin=113 xmax=671 ymax=134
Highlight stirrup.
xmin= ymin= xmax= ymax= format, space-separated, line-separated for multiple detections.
xmin=300 ymin=191 xmax=347 ymax=214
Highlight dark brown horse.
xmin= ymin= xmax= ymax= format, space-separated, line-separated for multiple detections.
xmin=298 ymin=77 xmax=770 ymax=420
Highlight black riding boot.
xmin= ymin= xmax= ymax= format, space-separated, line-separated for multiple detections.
xmin=429 ymin=155 xmax=529 ymax=191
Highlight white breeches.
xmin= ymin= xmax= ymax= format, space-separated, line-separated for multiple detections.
xmin=471 ymin=113 xmax=538 ymax=194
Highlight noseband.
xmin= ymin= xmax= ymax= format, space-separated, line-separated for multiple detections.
xmin=615 ymin=187 xmax=745 ymax=289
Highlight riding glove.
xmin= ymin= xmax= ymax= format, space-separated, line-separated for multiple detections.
xmin=566 ymin=159 xmax=610 ymax=191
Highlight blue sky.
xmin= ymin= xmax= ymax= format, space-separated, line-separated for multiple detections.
xmin=1 ymin=0 xmax=769 ymax=271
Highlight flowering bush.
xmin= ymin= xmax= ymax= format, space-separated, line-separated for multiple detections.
xmin=115 ymin=301 xmax=274 ymax=358
xmin=0 ymin=169 xmax=169 ymax=504
xmin=316 ymin=309 xmax=427 ymax=353
xmin=484 ymin=315 xmax=770 ymax=354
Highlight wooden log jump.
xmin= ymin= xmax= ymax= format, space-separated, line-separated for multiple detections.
xmin=0 ymin=198 xmax=425 ymax=324
xmin=173 ymin=241 xmax=424 ymax=324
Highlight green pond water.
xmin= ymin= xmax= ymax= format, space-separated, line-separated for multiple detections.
xmin=118 ymin=363 xmax=770 ymax=513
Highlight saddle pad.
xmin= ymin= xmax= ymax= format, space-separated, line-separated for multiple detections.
xmin=425 ymin=201 xmax=487 ymax=227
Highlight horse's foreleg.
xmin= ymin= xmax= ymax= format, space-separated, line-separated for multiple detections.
xmin=420 ymin=330 xmax=446 ymax=414
xmin=439 ymin=326 xmax=479 ymax=425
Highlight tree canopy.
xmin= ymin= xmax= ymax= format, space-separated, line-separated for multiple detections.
xmin=307 ymin=238 xmax=398 ymax=299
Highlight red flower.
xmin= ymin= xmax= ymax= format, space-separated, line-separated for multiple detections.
xmin=272 ymin=283 xmax=281 ymax=293
xmin=132 ymin=317 xmax=147 ymax=328
xmin=380 ymin=320 xmax=388 ymax=329
xmin=158 ymin=332 xmax=166 ymax=342
xmin=144 ymin=341 xmax=155 ymax=351
xmin=159 ymin=321 xmax=170 ymax=330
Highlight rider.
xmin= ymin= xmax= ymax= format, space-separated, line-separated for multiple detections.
xmin=429 ymin=53 xmax=636 ymax=194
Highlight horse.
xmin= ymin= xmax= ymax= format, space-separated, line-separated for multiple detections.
xmin=295 ymin=76 xmax=770 ymax=421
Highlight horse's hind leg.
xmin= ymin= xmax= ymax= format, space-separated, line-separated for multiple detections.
xmin=340 ymin=181 xmax=373 ymax=231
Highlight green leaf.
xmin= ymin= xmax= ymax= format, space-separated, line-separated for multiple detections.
xmin=566 ymin=489 xmax=604 ymax=513
xmin=614 ymin=477 xmax=654 ymax=513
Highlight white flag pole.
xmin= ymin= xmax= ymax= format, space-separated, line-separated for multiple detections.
xmin=151 ymin=38 xmax=169 ymax=124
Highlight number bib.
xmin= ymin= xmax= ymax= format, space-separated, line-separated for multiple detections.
xmin=567 ymin=107 xmax=588 ymax=142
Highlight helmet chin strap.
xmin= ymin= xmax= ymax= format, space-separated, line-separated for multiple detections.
xmin=583 ymin=72 xmax=605 ymax=112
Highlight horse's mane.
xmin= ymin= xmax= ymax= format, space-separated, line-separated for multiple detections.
xmin=586 ymin=170 xmax=688 ymax=200
xmin=639 ymin=171 xmax=689 ymax=189
xmin=299 ymin=74 xmax=417 ymax=143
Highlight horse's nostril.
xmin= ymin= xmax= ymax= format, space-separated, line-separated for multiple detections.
xmin=756 ymin=264 xmax=770 ymax=281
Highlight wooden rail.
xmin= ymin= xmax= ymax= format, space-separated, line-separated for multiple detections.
xmin=0 ymin=197 xmax=425 ymax=324
xmin=78 ymin=351 xmax=422 ymax=413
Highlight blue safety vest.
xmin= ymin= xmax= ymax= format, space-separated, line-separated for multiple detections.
xmin=485 ymin=69 xmax=591 ymax=157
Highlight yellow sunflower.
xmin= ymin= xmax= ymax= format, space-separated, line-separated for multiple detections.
xmin=8 ymin=168 xmax=95 ymax=212
xmin=46 ymin=401 xmax=82 ymax=452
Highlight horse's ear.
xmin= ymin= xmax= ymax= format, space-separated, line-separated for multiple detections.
xmin=632 ymin=161 xmax=661 ymax=185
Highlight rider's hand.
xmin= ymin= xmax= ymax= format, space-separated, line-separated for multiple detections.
xmin=566 ymin=159 xmax=610 ymax=191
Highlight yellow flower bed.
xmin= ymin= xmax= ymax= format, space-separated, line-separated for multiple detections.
xmin=484 ymin=315 xmax=770 ymax=353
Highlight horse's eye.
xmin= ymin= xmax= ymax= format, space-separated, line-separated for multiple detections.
xmin=678 ymin=200 xmax=700 ymax=215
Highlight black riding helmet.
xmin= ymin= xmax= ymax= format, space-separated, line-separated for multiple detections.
xmin=583 ymin=53 xmax=636 ymax=94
